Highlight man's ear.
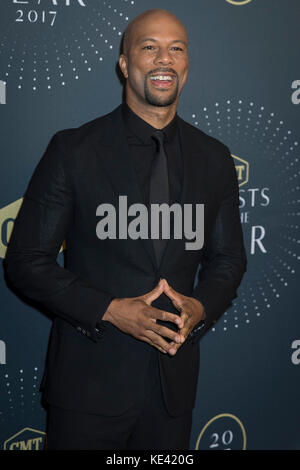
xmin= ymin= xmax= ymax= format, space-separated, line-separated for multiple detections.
xmin=119 ymin=54 xmax=128 ymax=79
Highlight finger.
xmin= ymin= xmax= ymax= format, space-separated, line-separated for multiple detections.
xmin=161 ymin=279 xmax=182 ymax=311
xmin=148 ymin=321 xmax=185 ymax=344
xmin=168 ymin=341 xmax=181 ymax=355
xmin=144 ymin=330 xmax=175 ymax=354
xmin=177 ymin=311 xmax=189 ymax=329
xmin=177 ymin=322 xmax=191 ymax=339
xmin=142 ymin=279 xmax=164 ymax=305
xmin=175 ymin=327 xmax=192 ymax=346
xmin=168 ymin=327 xmax=190 ymax=355
xmin=146 ymin=306 xmax=182 ymax=326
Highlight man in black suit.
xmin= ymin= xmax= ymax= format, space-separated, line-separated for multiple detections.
xmin=4 ymin=9 xmax=247 ymax=449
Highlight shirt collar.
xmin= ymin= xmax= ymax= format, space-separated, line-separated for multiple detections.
xmin=121 ymin=101 xmax=178 ymax=145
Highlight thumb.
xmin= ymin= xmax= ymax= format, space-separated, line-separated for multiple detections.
xmin=143 ymin=279 xmax=164 ymax=305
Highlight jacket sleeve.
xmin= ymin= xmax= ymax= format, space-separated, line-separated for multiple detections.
xmin=4 ymin=131 xmax=114 ymax=342
xmin=189 ymin=146 xmax=247 ymax=342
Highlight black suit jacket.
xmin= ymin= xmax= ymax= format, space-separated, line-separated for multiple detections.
xmin=4 ymin=104 xmax=247 ymax=417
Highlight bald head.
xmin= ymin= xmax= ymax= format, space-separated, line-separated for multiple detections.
xmin=118 ymin=8 xmax=189 ymax=117
xmin=122 ymin=9 xmax=188 ymax=56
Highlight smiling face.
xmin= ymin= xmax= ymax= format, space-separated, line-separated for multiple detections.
xmin=119 ymin=10 xmax=189 ymax=110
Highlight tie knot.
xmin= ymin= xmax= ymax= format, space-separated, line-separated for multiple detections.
xmin=152 ymin=130 xmax=165 ymax=150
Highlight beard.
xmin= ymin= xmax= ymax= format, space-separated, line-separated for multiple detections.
xmin=144 ymin=78 xmax=179 ymax=107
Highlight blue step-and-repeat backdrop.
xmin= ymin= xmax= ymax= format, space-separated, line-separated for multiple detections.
xmin=0 ymin=0 xmax=299 ymax=450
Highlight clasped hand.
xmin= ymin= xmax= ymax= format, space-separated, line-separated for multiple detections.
xmin=102 ymin=279 xmax=205 ymax=356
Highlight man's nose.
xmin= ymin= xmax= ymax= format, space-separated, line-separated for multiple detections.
xmin=154 ymin=47 xmax=173 ymax=65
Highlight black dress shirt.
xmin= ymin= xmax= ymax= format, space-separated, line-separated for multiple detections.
xmin=121 ymin=101 xmax=183 ymax=208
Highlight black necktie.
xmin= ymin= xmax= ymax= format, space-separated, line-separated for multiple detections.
xmin=149 ymin=130 xmax=169 ymax=266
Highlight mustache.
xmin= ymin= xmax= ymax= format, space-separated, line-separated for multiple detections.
xmin=146 ymin=68 xmax=178 ymax=78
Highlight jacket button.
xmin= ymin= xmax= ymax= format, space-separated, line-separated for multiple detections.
xmin=77 ymin=326 xmax=82 ymax=332
xmin=82 ymin=329 xmax=86 ymax=335
xmin=95 ymin=328 xmax=103 ymax=337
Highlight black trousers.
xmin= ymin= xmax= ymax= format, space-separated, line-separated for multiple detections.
xmin=46 ymin=349 xmax=193 ymax=450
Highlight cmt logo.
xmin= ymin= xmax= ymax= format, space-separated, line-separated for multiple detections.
xmin=226 ymin=0 xmax=253 ymax=5
xmin=0 ymin=80 xmax=6 ymax=104
xmin=232 ymin=154 xmax=249 ymax=187
xmin=3 ymin=428 xmax=46 ymax=450
xmin=1 ymin=198 xmax=64 ymax=259
xmin=0 ymin=340 xmax=6 ymax=365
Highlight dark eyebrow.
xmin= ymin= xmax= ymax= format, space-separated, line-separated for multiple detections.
xmin=138 ymin=38 xmax=187 ymax=47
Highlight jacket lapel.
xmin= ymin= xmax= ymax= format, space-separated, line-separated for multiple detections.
xmin=93 ymin=105 xmax=157 ymax=271
xmin=157 ymin=118 xmax=209 ymax=271
xmin=92 ymin=105 xmax=208 ymax=273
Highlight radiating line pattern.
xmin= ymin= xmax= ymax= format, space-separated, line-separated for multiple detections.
xmin=190 ymin=99 xmax=299 ymax=332
xmin=0 ymin=366 xmax=41 ymax=426
xmin=0 ymin=0 xmax=136 ymax=91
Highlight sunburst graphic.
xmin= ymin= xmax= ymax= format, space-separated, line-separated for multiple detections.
xmin=0 ymin=366 xmax=43 ymax=424
xmin=189 ymin=98 xmax=299 ymax=332
xmin=0 ymin=0 xmax=136 ymax=92
xmin=0 ymin=365 xmax=48 ymax=447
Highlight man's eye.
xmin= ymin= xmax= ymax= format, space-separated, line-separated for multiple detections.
xmin=143 ymin=45 xmax=154 ymax=50
xmin=171 ymin=46 xmax=183 ymax=51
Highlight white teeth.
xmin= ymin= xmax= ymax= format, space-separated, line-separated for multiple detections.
xmin=150 ymin=75 xmax=173 ymax=81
